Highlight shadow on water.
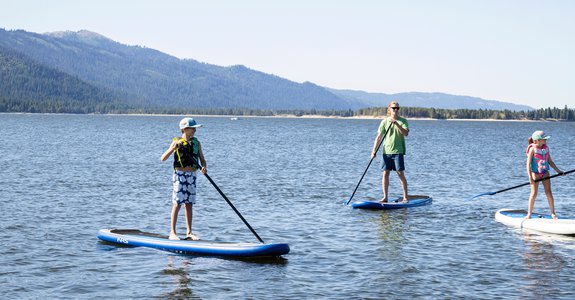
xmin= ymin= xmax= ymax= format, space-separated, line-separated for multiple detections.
xmin=96 ymin=240 xmax=136 ymax=250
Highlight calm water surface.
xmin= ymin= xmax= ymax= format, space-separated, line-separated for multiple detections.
xmin=1 ymin=114 xmax=575 ymax=299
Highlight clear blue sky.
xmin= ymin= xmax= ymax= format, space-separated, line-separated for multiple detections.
xmin=2 ymin=0 xmax=574 ymax=108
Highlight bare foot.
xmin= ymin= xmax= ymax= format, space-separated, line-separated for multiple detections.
xmin=378 ymin=198 xmax=388 ymax=203
xmin=401 ymin=198 xmax=409 ymax=203
xmin=551 ymin=213 xmax=558 ymax=220
xmin=524 ymin=214 xmax=532 ymax=219
xmin=185 ymin=234 xmax=200 ymax=241
xmin=169 ymin=233 xmax=180 ymax=240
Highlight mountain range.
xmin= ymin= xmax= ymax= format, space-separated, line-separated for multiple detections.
xmin=0 ymin=28 xmax=533 ymax=112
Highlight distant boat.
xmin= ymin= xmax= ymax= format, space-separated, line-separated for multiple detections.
xmin=230 ymin=117 xmax=240 ymax=120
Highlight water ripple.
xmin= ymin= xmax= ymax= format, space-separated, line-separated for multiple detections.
xmin=1 ymin=115 xmax=574 ymax=298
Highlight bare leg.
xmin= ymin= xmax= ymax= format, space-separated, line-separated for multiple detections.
xmin=542 ymin=179 xmax=557 ymax=219
xmin=170 ymin=203 xmax=181 ymax=240
xmin=380 ymin=170 xmax=391 ymax=202
xmin=184 ymin=204 xmax=199 ymax=240
xmin=397 ymin=170 xmax=408 ymax=202
xmin=526 ymin=182 xmax=539 ymax=219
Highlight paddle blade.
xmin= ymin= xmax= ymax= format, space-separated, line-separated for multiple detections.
xmin=467 ymin=191 xmax=496 ymax=200
xmin=344 ymin=197 xmax=354 ymax=206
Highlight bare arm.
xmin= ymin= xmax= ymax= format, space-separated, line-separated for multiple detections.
xmin=393 ymin=120 xmax=409 ymax=137
xmin=547 ymin=154 xmax=563 ymax=174
xmin=371 ymin=133 xmax=383 ymax=159
xmin=526 ymin=148 xmax=535 ymax=182
xmin=387 ymin=116 xmax=409 ymax=137
xmin=160 ymin=140 xmax=179 ymax=161
xmin=198 ymin=141 xmax=207 ymax=174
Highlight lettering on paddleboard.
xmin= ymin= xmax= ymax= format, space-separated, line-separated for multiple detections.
xmin=116 ymin=237 xmax=129 ymax=244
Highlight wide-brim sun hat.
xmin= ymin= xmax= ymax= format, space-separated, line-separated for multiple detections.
xmin=532 ymin=130 xmax=550 ymax=141
xmin=179 ymin=117 xmax=203 ymax=129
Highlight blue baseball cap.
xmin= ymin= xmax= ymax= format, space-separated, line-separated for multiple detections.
xmin=179 ymin=117 xmax=203 ymax=129
xmin=532 ymin=130 xmax=550 ymax=141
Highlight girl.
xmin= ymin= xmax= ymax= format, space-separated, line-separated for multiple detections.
xmin=161 ymin=117 xmax=207 ymax=240
xmin=525 ymin=130 xmax=563 ymax=219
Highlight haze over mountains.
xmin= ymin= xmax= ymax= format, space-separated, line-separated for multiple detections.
xmin=0 ymin=28 xmax=533 ymax=112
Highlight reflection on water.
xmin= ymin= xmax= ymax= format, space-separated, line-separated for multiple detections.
xmin=377 ymin=210 xmax=409 ymax=242
xmin=374 ymin=210 xmax=409 ymax=259
xmin=161 ymin=256 xmax=198 ymax=299
xmin=158 ymin=254 xmax=288 ymax=299
xmin=521 ymin=233 xmax=568 ymax=299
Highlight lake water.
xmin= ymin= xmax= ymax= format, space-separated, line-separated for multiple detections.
xmin=1 ymin=114 xmax=575 ymax=299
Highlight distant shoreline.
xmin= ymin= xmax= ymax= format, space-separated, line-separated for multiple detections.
xmin=248 ymin=114 xmax=547 ymax=122
xmin=1 ymin=112 xmax=560 ymax=122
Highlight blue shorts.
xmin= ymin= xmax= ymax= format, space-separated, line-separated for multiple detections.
xmin=381 ymin=154 xmax=405 ymax=171
xmin=172 ymin=171 xmax=197 ymax=205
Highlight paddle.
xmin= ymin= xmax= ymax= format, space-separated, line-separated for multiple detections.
xmin=187 ymin=152 xmax=265 ymax=243
xmin=201 ymin=172 xmax=265 ymax=243
xmin=345 ymin=122 xmax=393 ymax=206
xmin=468 ymin=168 xmax=575 ymax=200
xmin=176 ymin=141 xmax=265 ymax=244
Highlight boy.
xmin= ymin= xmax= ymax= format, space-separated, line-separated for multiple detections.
xmin=161 ymin=117 xmax=207 ymax=240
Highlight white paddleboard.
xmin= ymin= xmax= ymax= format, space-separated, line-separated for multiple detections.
xmin=495 ymin=209 xmax=575 ymax=235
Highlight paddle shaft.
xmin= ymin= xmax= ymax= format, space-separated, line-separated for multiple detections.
xmin=187 ymin=153 xmax=265 ymax=243
xmin=345 ymin=121 xmax=394 ymax=205
xmin=202 ymin=172 xmax=265 ymax=243
xmin=494 ymin=169 xmax=575 ymax=194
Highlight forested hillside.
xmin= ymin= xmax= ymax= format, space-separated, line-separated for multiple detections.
xmin=0 ymin=29 xmax=357 ymax=110
xmin=0 ymin=46 xmax=129 ymax=113
xmin=1 ymin=28 xmax=563 ymax=115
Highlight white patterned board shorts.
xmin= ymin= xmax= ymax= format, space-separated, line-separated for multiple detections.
xmin=172 ymin=171 xmax=197 ymax=205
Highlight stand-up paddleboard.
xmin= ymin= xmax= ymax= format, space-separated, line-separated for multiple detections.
xmin=495 ymin=209 xmax=575 ymax=235
xmin=98 ymin=229 xmax=290 ymax=257
xmin=351 ymin=195 xmax=432 ymax=210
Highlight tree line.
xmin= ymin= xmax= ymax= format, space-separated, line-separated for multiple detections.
xmin=2 ymin=98 xmax=573 ymax=121
xmin=355 ymin=106 xmax=575 ymax=121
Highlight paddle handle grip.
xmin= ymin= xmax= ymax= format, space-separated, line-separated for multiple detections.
xmin=533 ymin=168 xmax=574 ymax=183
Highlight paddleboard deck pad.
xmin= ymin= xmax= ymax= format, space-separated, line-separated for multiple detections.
xmin=98 ymin=229 xmax=290 ymax=257
xmin=351 ymin=195 xmax=432 ymax=210
xmin=495 ymin=209 xmax=575 ymax=235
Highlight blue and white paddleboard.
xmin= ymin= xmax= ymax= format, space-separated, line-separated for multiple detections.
xmin=98 ymin=229 xmax=290 ymax=257
xmin=351 ymin=195 xmax=432 ymax=210
xmin=495 ymin=209 xmax=575 ymax=235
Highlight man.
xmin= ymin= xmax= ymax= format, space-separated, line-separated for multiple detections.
xmin=370 ymin=101 xmax=410 ymax=202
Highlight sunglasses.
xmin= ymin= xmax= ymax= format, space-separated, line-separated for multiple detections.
xmin=390 ymin=107 xmax=400 ymax=110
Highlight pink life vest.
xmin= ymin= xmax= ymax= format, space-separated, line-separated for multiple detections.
xmin=526 ymin=143 xmax=549 ymax=175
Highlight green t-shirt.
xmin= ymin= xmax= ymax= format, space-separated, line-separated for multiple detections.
xmin=377 ymin=117 xmax=409 ymax=155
